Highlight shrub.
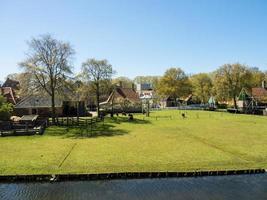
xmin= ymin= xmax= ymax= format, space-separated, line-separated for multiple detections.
xmin=0 ymin=95 xmax=13 ymax=121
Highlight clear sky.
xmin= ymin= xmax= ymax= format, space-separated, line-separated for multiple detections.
xmin=1 ymin=0 xmax=267 ymax=81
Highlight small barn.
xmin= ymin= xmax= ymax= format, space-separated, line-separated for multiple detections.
xmin=15 ymin=96 xmax=86 ymax=117
xmin=251 ymin=81 xmax=267 ymax=106
xmin=160 ymin=96 xmax=183 ymax=108
xmin=183 ymin=94 xmax=201 ymax=105
xmin=100 ymin=85 xmax=141 ymax=113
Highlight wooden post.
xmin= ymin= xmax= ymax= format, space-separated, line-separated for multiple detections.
xmin=26 ymin=122 xmax=28 ymax=134
xmin=90 ymin=118 xmax=93 ymax=136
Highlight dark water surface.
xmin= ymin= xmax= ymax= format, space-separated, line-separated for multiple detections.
xmin=1 ymin=174 xmax=267 ymax=200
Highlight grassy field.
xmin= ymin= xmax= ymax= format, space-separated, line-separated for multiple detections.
xmin=1 ymin=110 xmax=267 ymax=175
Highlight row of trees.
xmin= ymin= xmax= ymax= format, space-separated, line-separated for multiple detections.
xmin=4 ymin=34 xmax=267 ymax=122
xmin=18 ymin=35 xmax=115 ymax=123
xmin=157 ymin=65 xmax=267 ymax=109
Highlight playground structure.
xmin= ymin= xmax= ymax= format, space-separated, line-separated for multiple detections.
xmin=236 ymin=86 xmax=267 ymax=115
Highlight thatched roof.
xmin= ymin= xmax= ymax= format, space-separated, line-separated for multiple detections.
xmin=100 ymin=86 xmax=140 ymax=105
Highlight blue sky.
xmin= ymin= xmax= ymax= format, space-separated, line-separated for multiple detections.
xmin=1 ymin=0 xmax=267 ymax=81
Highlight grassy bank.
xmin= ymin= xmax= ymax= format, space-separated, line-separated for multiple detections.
xmin=1 ymin=110 xmax=267 ymax=175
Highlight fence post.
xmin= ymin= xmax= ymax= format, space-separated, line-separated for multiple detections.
xmin=90 ymin=118 xmax=93 ymax=136
xmin=26 ymin=123 xmax=28 ymax=134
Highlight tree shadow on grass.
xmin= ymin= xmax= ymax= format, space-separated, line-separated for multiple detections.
xmin=45 ymin=123 xmax=129 ymax=139
xmin=109 ymin=116 xmax=151 ymax=125
xmin=45 ymin=116 xmax=150 ymax=139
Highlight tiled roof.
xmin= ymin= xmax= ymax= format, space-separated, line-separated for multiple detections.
xmin=252 ymin=87 xmax=267 ymax=103
xmin=101 ymin=87 xmax=140 ymax=105
xmin=252 ymin=88 xmax=267 ymax=98
xmin=116 ymin=88 xmax=140 ymax=102
xmin=15 ymin=95 xmax=62 ymax=108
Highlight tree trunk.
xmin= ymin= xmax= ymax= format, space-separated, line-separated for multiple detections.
xmin=51 ymin=90 xmax=56 ymax=125
xmin=96 ymin=83 xmax=100 ymax=118
xmin=111 ymin=97 xmax=114 ymax=117
xmin=233 ymin=96 xmax=238 ymax=109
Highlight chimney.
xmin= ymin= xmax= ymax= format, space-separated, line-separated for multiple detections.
xmin=262 ymin=80 xmax=266 ymax=89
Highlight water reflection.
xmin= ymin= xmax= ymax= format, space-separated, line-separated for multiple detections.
xmin=1 ymin=174 xmax=267 ymax=200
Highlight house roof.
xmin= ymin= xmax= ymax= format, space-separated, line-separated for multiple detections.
xmin=100 ymin=86 xmax=140 ymax=105
xmin=116 ymin=88 xmax=140 ymax=102
xmin=252 ymin=87 xmax=267 ymax=103
xmin=184 ymin=94 xmax=193 ymax=102
xmin=15 ymin=96 xmax=63 ymax=109
xmin=2 ymin=78 xmax=20 ymax=90
xmin=1 ymin=87 xmax=17 ymax=104
xmin=238 ymin=88 xmax=251 ymax=101
xmin=252 ymin=87 xmax=267 ymax=97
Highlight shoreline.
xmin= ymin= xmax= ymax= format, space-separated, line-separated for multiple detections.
xmin=0 ymin=169 xmax=265 ymax=183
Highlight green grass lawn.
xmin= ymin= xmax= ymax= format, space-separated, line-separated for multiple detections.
xmin=1 ymin=110 xmax=267 ymax=175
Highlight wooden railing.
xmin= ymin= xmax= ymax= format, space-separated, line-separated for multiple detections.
xmin=49 ymin=117 xmax=104 ymax=127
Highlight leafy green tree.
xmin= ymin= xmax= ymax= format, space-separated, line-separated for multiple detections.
xmin=133 ymin=76 xmax=160 ymax=85
xmin=0 ymin=95 xmax=13 ymax=121
xmin=214 ymin=63 xmax=252 ymax=109
xmin=190 ymin=73 xmax=213 ymax=104
xmin=81 ymin=58 xmax=115 ymax=117
xmin=112 ymin=76 xmax=133 ymax=88
xmin=247 ymin=67 xmax=265 ymax=88
xmin=7 ymin=72 xmax=36 ymax=98
xmin=157 ymin=68 xmax=191 ymax=104
xmin=20 ymin=34 xmax=74 ymax=124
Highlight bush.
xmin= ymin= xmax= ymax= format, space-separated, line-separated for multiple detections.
xmin=217 ymin=103 xmax=228 ymax=109
xmin=0 ymin=95 xmax=13 ymax=121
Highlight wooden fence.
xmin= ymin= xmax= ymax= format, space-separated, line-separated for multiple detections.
xmin=49 ymin=117 xmax=105 ymax=137
xmin=49 ymin=117 xmax=104 ymax=127
xmin=0 ymin=117 xmax=104 ymax=137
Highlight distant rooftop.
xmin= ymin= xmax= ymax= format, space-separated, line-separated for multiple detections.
xmin=136 ymin=83 xmax=153 ymax=91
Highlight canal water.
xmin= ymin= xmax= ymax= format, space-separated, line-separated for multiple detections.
xmin=1 ymin=174 xmax=267 ymax=200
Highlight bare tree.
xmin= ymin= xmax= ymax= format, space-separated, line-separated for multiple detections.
xmin=81 ymin=59 xmax=115 ymax=117
xmin=20 ymin=34 xmax=75 ymax=124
